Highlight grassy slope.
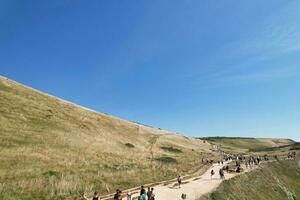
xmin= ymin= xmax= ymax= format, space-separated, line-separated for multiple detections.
xmin=205 ymin=156 xmax=300 ymax=200
xmin=0 ymin=76 xmax=214 ymax=200
xmin=200 ymin=137 xmax=294 ymax=153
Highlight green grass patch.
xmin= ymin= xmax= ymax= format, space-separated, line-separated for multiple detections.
xmin=155 ymin=156 xmax=177 ymax=163
xmin=102 ymin=163 xmax=137 ymax=171
xmin=197 ymin=136 xmax=255 ymax=141
xmin=290 ymin=142 xmax=300 ymax=150
xmin=42 ymin=170 xmax=61 ymax=178
xmin=208 ymin=158 xmax=300 ymax=200
xmin=160 ymin=146 xmax=182 ymax=153
xmin=249 ymin=144 xmax=292 ymax=152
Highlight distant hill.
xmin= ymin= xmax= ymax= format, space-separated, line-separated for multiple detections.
xmin=0 ymin=76 xmax=212 ymax=200
xmin=198 ymin=137 xmax=294 ymax=153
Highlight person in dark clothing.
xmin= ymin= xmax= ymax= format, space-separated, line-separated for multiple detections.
xmin=219 ymin=168 xmax=225 ymax=180
xmin=147 ymin=187 xmax=152 ymax=199
xmin=210 ymin=169 xmax=215 ymax=179
xmin=177 ymin=176 xmax=182 ymax=188
xmin=140 ymin=186 xmax=146 ymax=196
xmin=114 ymin=189 xmax=120 ymax=200
xmin=92 ymin=191 xmax=100 ymax=200
xmin=225 ymin=165 xmax=229 ymax=172
xmin=117 ymin=190 xmax=122 ymax=200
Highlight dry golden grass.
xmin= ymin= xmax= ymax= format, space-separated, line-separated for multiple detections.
xmin=0 ymin=76 xmax=215 ymax=199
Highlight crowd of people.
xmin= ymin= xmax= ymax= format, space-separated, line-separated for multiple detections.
xmin=287 ymin=151 xmax=297 ymax=159
xmin=81 ymin=151 xmax=297 ymax=200
xmin=137 ymin=186 xmax=155 ymax=200
xmin=244 ymin=156 xmax=261 ymax=169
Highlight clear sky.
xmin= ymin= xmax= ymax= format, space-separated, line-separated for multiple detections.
xmin=1 ymin=0 xmax=300 ymax=141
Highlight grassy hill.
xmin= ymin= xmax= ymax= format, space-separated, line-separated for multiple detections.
xmin=0 ymin=76 xmax=214 ymax=200
xmin=202 ymin=155 xmax=300 ymax=200
xmin=199 ymin=137 xmax=294 ymax=153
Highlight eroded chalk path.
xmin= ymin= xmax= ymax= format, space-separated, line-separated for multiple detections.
xmin=123 ymin=162 xmax=253 ymax=200
xmin=153 ymin=163 xmax=236 ymax=200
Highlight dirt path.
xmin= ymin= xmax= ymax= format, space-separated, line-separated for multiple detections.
xmin=153 ymin=163 xmax=235 ymax=200
xmin=123 ymin=162 xmax=254 ymax=200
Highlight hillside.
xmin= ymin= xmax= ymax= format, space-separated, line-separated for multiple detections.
xmin=0 ymin=76 xmax=213 ymax=200
xmin=199 ymin=137 xmax=294 ymax=153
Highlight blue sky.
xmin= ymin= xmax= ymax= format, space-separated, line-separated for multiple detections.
xmin=1 ymin=0 xmax=300 ymax=141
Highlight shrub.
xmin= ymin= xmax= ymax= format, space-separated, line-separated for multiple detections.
xmin=125 ymin=143 xmax=135 ymax=148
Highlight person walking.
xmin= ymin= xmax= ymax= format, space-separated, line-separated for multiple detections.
xmin=219 ymin=168 xmax=225 ymax=180
xmin=140 ymin=186 xmax=146 ymax=196
xmin=210 ymin=169 xmax=215 ymax=180
xmin=146 ymin=187 xmax=152 ymax=199
xmin=127 ymin=192 xmax=132 ymax=200
xmin=92 ymin=191 xmax=100 ymax=200
xmin=177 ymin=175 xmax=182 ymax=188
xmin=140 ymin=190 xmax=148 ymax=200
xmin=114 ymin=189 xmax=119 ymax=200
xmin=81 ymin=193 xmax=89 ymax=200
xmin=117 ymin=190 xmax=122 ymax=200
xmin=150 ymin=188 xmax=155 ymax=200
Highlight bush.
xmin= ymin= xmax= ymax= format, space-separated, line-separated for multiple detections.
xmin=125 ymin=143 xmax=135 ymax=148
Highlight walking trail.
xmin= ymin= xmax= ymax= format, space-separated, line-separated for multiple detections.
xmin=123 ymin=162 xmax=254 ymax=200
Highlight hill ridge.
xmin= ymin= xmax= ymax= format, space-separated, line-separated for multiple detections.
xmin=0 ymin=75 xmax=173 ymax=135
